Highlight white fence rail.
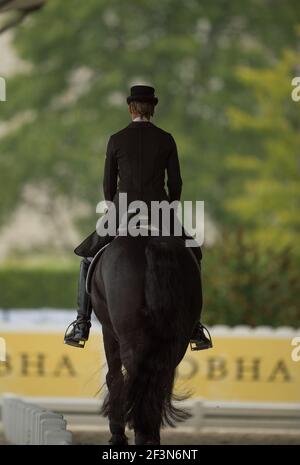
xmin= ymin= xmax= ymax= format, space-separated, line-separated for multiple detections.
xmin=2 ymin=396 xmax=300 ymax=432
xmin=2 ymin=395 xmax=72 ymax=445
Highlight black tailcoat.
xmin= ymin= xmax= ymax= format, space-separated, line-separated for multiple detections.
xmin=74 ymin=120 xmax=183 ymax=257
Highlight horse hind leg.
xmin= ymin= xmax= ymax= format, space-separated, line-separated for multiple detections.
xmin=101 ymin=326 xmax=128 ymax=446
xmin=134 ymin=425 xmax=160 ymax=445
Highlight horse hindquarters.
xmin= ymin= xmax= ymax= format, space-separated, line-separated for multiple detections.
xmin=124 ymin=238 xmax=199 ymax=443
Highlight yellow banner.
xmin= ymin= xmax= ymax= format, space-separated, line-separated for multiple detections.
xmin=0 ymin=331 xmax=299 ymax=402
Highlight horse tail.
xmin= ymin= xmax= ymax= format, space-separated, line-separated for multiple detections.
xmin=124 ymin=237 xmax=192 ymax=434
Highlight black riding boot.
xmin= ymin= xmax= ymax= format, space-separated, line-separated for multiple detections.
xmin=64 ymin=257 xmax=93 ymax=348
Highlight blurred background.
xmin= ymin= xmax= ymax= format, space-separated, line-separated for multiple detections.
xmin=0 ymin=0 xmax=300 ymax=445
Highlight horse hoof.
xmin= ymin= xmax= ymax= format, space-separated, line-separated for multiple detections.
xmin=109 ymin=434 xmax=128 ymax=445
xmin=135 ymin=434 xmax=160 ymax=445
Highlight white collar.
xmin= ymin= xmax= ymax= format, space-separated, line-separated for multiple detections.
xmin=132 ymin=116 xmax=150 ymax=122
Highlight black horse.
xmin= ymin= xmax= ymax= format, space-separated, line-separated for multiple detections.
xmin=91 ymin=234 xmax=202 ymax=445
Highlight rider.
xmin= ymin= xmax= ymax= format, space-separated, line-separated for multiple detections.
xmin=64 ymin=85 xmax=212 ymax=351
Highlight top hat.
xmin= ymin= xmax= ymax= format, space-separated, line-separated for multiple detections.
xmin=127 ymin=85 xmax=158 ymax=105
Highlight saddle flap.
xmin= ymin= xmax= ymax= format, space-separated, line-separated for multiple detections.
xmin=86 ymin=242 xmax=111 ymax=295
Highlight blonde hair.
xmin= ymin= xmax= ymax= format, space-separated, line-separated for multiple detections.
xmin=129 ymin=101 xmax=155 ymax=120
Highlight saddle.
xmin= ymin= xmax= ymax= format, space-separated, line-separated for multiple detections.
xmin=86 ymin=214 xmax=201 ymax=295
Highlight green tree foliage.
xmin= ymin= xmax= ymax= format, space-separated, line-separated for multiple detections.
xmin=225 ymin=50 xmax=300 ymax=253
xmin=1 ymin=0 xmax=300 ymax=236
xmin=203 ymin=231 xmax=300 ymax=327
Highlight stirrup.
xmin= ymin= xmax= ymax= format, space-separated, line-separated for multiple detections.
xmin=190 ymin=323 xmax=213 ymax=351
xmin=64 ymin=319 xmax=89 ymax=349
